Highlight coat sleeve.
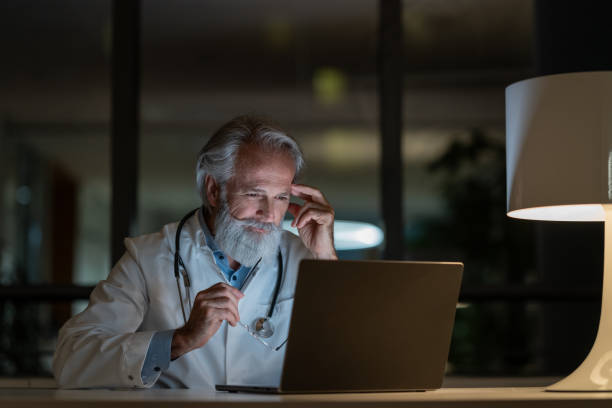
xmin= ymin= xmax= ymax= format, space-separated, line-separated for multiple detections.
xmin=52 ymin=246 xmax=158 ymax=389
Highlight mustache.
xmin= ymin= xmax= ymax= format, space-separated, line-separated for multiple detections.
xmin=232 ymin=217 xmax=280 ymax=233
xmin=213 ymin=200 xmax=282 ymax=267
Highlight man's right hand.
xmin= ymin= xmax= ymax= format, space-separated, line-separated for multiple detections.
xmin=171 ymin=282 xmax=244 ymax=360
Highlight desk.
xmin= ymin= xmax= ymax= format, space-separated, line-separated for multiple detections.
xmin=2 ymin=388 xmax=612 ymax=408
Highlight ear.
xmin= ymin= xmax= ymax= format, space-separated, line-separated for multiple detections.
xmin=205 ymin=175 xmax=220 ymax=208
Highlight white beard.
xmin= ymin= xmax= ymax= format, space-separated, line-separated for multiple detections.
xmin=214 ymin=200 xmax=282 ymax=267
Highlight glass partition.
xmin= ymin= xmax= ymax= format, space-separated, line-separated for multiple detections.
xmin=0 ymin=0 xmax=111 ymax=375
xmin=0 ymin=0 xmax=599 ymax=382
xmin=139 ymin=0 xmax=381 ymax=259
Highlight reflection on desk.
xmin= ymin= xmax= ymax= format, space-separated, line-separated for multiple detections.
xmin=2 ymin=387 xmax=612 ymax=407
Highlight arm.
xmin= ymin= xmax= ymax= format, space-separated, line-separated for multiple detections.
xmin=141 ymin=330 xmax=174 ymax=384
xmin=52 ymin=250 xmax=155 ymax=389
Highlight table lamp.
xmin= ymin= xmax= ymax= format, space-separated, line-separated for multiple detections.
xmin=506 ymin=71 xmax=612 ymax=391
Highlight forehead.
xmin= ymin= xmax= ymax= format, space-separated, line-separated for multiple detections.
xmin=231 ymin=143 xmax=296 ymax=190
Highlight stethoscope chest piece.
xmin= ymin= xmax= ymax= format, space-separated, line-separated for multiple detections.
xmin=252 ymin=317 xmax=274 ymax=338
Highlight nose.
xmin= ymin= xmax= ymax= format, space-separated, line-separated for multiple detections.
xmin=255 ymin=198 xmax=275 ymax=223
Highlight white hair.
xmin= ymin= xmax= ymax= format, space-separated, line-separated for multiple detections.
xmin=213 ymin=196 xmax=282 ymax=266
xmin=196 ymin=115 xmax=304 ymax=211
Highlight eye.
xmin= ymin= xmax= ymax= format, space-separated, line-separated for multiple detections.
xmin=245 ymin=192 xmax=259 ymax=197
xmin=276 ymin=195 xmax=289 ymax=201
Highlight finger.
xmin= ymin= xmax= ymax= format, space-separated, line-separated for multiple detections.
xmin=215 ymin=283 xmax=244 ymax=300
xmin=200 ymin=297 xmax=240 ymax=318
xmin=293 ymin=202 xmax=328 ymax=228
xmin=209 ymin=282 xmax=244 ymax=298
xmin=287 ymin=202 xmax=302 ymax=218
xmin=209 ymin=308 xmax=240 ymax=327
xmin=295 ymin=207 xmax=333 ymax=229
xmin=291 ymin=184 xmax=329 ymax=206
xmin=199 ymin=290 xmax=242 ymax=310
xmin=201 ymin=300 xmax=240 ymax=324
xmin=198 ymin=283 xmax=244 ymax=302
xmin=214 ymin=285 xmax=244 ymax=302
xmin=293 ymin=201 xmax=316 ymax=227
xmin=295 ymin=204 xmax=333 ymax=229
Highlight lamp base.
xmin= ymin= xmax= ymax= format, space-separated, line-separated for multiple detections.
xmin=547 ymin=204 xmax=612 ymax=391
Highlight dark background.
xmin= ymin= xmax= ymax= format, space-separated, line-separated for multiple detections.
xmin=0 ymin=0 xmax=609 ymax=379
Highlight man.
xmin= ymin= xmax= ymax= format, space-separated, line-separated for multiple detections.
xmin=52 ymin=116 xmax=337 ymax=389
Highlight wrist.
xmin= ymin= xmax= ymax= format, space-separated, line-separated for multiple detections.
xmin=313 ymin=248 xmax=338 ymax=260
xmin=171 ymin=328 xmax=193 ymax=360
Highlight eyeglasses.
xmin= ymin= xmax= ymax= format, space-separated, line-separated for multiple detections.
xmin=236 ymin=321 xmax=288 ymax=352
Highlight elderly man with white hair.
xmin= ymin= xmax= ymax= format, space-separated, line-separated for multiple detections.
xmin=53 ymin=115 xmax=337 ymax=389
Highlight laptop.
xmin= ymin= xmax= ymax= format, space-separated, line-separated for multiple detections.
xmin=216 ymin=259 xmax=463 ymax=394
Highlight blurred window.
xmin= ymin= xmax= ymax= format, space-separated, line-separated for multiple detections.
xmin=138 ymin=0 xmax=381 ymax=260
xmin=0 ymin=0 xmax=111 ymax=375
xmin=0 ymin=0 xmax=598 ymax=381
xmin=401 ymin=0 xmax=599 ymax=377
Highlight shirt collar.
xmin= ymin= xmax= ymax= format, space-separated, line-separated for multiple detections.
xmin=198 ymin=207 xmax=256 ymax=280
xmin=197 ymin=207 xmax=221 ymax=252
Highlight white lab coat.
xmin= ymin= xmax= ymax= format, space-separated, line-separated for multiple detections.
xmin=52 ymin=209 xmax=311 ymax=389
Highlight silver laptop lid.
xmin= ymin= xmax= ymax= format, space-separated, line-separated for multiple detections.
xmin=280 ymin=260 xmax=463 ymax=393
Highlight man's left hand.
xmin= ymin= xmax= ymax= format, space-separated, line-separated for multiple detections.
xmin=288 ymin=184 xmax=337 ymax=260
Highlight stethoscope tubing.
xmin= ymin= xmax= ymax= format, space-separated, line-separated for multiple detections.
xmin=175 ymin=208 xmax=198 ymax=324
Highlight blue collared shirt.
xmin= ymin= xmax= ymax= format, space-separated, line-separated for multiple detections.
xmin=199 ymin=214 xmax=254 ymax=289
xmin=141 ymin=210 xmax=253 ymax=384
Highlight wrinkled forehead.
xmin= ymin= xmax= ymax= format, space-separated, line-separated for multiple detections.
xmin=230 ymin=143 xmax=296 ymax=190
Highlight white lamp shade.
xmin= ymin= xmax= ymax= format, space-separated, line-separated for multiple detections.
xmin=506 ymin=71 xmax=612 ymax=221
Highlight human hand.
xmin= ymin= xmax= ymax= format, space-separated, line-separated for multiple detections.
xmin=171 ymin=282 xmax=243 ymax=359
xmin=287 ymin=184 xmax=337 ymax=260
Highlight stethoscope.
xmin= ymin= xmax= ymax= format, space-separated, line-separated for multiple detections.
xmin=174 ymin=208 xmax=283 ymax=339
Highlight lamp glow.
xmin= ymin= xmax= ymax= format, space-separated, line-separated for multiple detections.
xmin=282 ymin=220 xmax=384 ymax=251
xmin=506 ymin=71 xmax=612 ymax=391
xmin=507 ymin=204 xmax=605 ymax=222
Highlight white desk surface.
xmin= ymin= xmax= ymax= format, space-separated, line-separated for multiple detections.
xmin=2 ymin=387 xmax=612 ymax=408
